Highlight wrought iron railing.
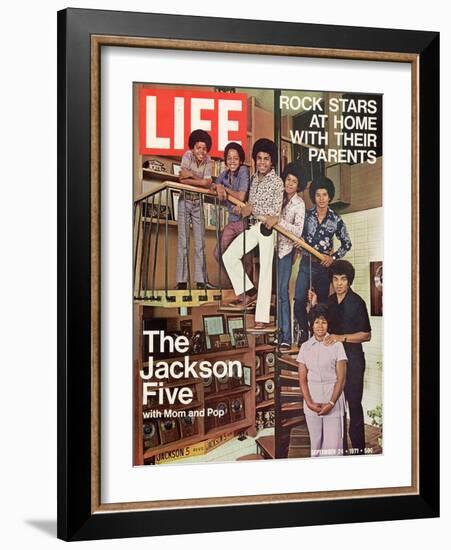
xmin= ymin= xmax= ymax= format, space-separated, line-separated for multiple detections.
xmin=133 ymin=181 xmax=324 ymax=309
xmin=134 ymin=182 xmax=231 ymax=303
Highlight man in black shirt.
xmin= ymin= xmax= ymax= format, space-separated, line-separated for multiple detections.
xmin=309 ymin=260 xmax=371 ymax=454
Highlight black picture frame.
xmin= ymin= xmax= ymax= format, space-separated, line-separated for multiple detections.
xmin=172 ymin=162 xmax=182 ymax=176
xmin=58 ymin=7 xmax=439 ymax=541
xmin=202 ymin=314 xmax=226 ymax=350
xmin=227 ymin=315 xmax=247 ymax=347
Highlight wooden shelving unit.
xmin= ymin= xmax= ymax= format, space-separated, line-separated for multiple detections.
xmin=275 ymin=352 xmax=306 ymax=458
xmin=253 ymin=338 xmax=276 ymax=435
xmin=204 ymin=385 xmax=250 ymax=401
xmin=205 ymin=418 xmax=250 ymax=439
xmin=134 ymin=303 xmax=258 ymax=465
xmin=143 ymin=433 xmax=202 ymax=461
xmin=133 ymin=84 xmax=281 ymax=464
xmin=256 ymin=373 xmax=273 ymax=382
xmin=255 ymin=344 xmax=276 ymax=353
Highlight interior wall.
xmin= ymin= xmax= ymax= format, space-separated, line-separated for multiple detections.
xmin=340 ymin=207 xmax=384 ymax=424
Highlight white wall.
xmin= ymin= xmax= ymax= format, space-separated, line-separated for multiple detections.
xmin=341 ymin=208 xmax=384 ymax=422
xmin=1 ymin=1 xmax=448 ymax=549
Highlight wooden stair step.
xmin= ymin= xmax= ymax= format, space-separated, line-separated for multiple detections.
xmin=281 ymin=402 xmax=303 ymax=412
xmin=280 ymin=386 xmax=302 ymax=396
xmin=287 ymin=446 xmax=311 ymax=459
xmin=256 ymin=399 xmax=275 ymax=409
xmin=280 ymin=393 xmax=302 ymax=400
xmin=287 ymin=423 xmax=311 ymax=458
xmin=217 ymin=304 xmax=256 ymax=313
xmin=278 ymin=355 xmax=299 ymax=367
xmin=279 ymin=363 xmax=299 ymax=373
xmin=291 ymin=425 xmax=309 ymax=435
xmin=255 ymin=344 xmax=277 ymax=352
xmin=135 ymin=289 xmax=223 ymax=308
xmin=281 ymin=415 xmax=305 ymax=429
xmin=289 ymin=435 xmax=310 ymax=446
xmin=278 ymin=345 xmax=299 ymax=355
xmin=280 ymin=370 xmax=298 ymax=381
xmin=246 ymin=324 xmax=277 ymax=334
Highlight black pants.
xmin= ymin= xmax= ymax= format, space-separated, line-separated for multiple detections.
xmin=343 ymin=354 xmax=366 ymax=454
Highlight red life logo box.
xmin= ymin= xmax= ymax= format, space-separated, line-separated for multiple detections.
xmin=139 ymin=88 xmax=248 ymax=158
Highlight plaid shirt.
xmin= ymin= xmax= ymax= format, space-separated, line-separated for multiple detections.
xmin=248 ymin=169 xmax=284 ymax=217
xmin=303 ymin=206 xmax=352 ymax=260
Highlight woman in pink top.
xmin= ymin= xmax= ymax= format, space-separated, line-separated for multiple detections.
xmin=297 ymin=304 xmax=348 ymax=457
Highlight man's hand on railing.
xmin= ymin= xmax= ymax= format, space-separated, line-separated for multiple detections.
xmin=264 ymin=215 xmax=279 ymax=229
xmin=179 ymin=167 xmax=193 ymax=179
xmin=214 ymin=183 xmax=227 ymax=201
xmin=293 ymin=237 xmax=306 ymax=249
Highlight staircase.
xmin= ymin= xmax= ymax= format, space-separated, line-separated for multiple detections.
xmin=275 ymin=353 xmax=307 ymax=458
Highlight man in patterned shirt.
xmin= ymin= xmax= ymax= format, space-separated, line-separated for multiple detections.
xmin=223 ymin=138 xmax=283 ymax=329
xmin=277 ymin=162 xmax=306 ymax=349
xmin=294 ymin=176 xmax=352 ymax=343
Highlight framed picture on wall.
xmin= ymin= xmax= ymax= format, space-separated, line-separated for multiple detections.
xmin=172 ymin=162 xmax=182 ymax=176
xmin=170 ymin=189 xmax=180 ymax=221
xmin=202 ymin=314 xmax=226 ymax=350
xmin=370 ymin=261 xmax=383 ymax=316
xmin=58 ymin=8 xmax=439 ymax=541
xmin=227 ymin=315 xmax=247 ymax=347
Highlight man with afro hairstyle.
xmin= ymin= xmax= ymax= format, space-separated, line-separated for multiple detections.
xmin=277 ymin=161 xmax=307 ymax=349
xmin=294 ymin=176 xmax=352 ymax=343
xmin=176 ymin=129 xmax=216 ymax=290
xmin=223 ymin=138 xmax=283 ymax=329
xmin=212 ymin=142 xmax=252 ymax=283
xmin=309 ymin=259 xmax=371 ymax=455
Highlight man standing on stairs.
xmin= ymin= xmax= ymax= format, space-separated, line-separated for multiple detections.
xmin=222 ymin=138 xmax=283 ymax=330
xmin=309 ymin=260 xmax=371 ymax=455
xmin=176 ymin=129 xmax=217 ymax=291
xmin=294 ymin=176 xmax=352 ymax=345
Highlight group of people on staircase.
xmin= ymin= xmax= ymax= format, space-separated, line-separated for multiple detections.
xmin=175 ymin=129 xmax=372 ymax=458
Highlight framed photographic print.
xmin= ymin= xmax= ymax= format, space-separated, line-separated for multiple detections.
xmin=202 ymin=314 xmax=226 ymax=350
xmin=227 ymin=315 xmax=247 ymax=347
xmin=172 ymin=162 xmax=182 ymax=176
xmin=370 ymin=261 xmax=383 ymax=316
xmin=58 ymin=7 xmax=439 ymax=542
xmin=171 ymin=189 xmax=180 ymax=221
xmin=242 ymin=365 xmax=252 ymax=387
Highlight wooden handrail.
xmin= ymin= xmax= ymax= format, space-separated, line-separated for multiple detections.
xmin=135 ymin=181 xmax=216 ymax=203
xmin=223 ymin=192 xmax=327 ymax=261
xmin=134 ymin=180 xmax=327 ymax=261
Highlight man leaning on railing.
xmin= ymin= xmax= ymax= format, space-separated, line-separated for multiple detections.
xmin=176 ymin=129 xmax=217 ymax=291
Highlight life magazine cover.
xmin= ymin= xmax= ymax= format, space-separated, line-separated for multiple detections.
xmin=133 ymin=83 xmax=383 ymax=466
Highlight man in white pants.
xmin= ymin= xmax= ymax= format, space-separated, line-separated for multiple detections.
xmin=222 ymin=138 xmax=283 ymax=329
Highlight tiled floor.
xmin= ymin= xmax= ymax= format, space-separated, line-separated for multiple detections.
xmin=171 ymin=428 xmax=275 ymax=465
xmin=159 ymin=423 xmax=382 ymax=466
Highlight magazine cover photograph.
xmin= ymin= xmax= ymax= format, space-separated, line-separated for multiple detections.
xmin=133 ymin=83 xmax=383 ymax=466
